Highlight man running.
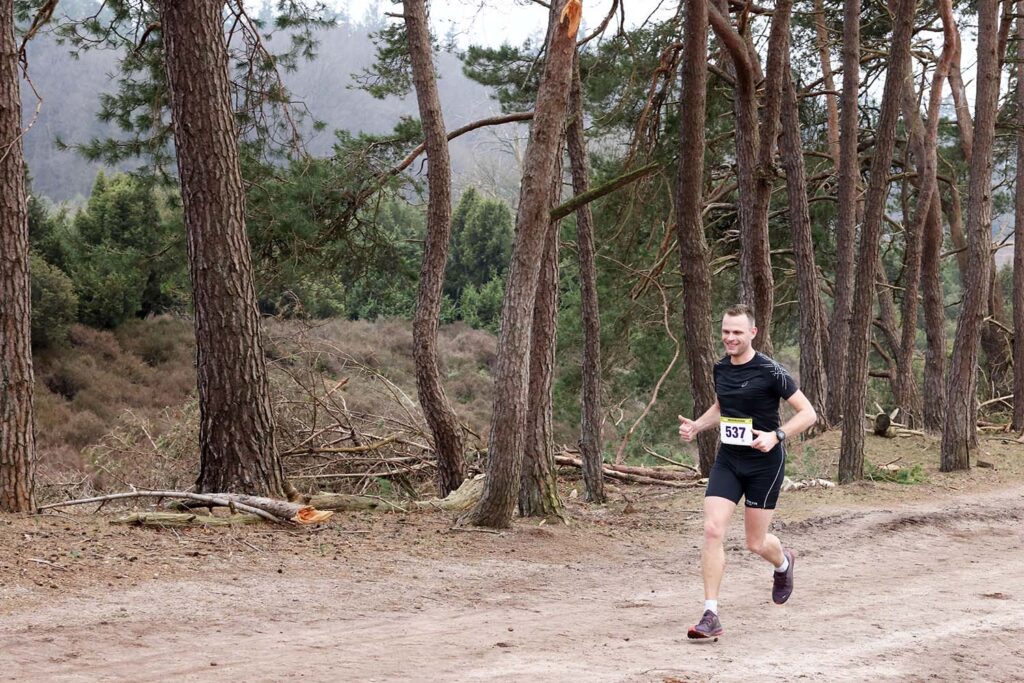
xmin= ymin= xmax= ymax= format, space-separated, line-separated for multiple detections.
xmin=678 ymin=304 xmax=817 ymax=638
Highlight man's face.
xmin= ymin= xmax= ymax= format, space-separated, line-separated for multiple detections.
xmin=721 ymin=314 xmax=756 ymax=357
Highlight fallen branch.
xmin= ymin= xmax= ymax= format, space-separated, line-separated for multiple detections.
xmin=555 ymin=454 xmax=697 ymax=481
xmin=113 ymin=512 xmax=263 ymax=527
xmin=641 ymin=446 xmax=700 ymax=473
xmin=37 ymin=490 xmax=333 ymax=525
xmin=283 ymin=434 xmax=400 ymax=456
xmin=781 ymin=477 xmax=836 ymax=492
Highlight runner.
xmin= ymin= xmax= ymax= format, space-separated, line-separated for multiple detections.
xmin=677 ymin=304 xmax=817 ymax=638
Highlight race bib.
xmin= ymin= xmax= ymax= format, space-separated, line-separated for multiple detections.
xmin=720 ymin=417 xmax=754 ymax=446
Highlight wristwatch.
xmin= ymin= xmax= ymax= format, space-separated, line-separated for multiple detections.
xmin=774 ymin=428 xmax=786 ymax=442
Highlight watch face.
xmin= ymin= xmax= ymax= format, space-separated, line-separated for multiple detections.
xmin=775 ymin=429 xmax=785 ymax=441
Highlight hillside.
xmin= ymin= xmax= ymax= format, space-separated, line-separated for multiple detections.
xmin=21 ymin=20 xmax=523 ymax=204
xmin=31 ymin=316 xmax=503 ymax=499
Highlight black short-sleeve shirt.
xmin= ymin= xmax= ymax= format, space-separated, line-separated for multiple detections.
xmin=713 ymin=351 xmax=798 ymax=457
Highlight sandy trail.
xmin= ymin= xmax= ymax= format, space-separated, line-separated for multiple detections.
xmin=3 ymin=486 xmax=1023 ymax=682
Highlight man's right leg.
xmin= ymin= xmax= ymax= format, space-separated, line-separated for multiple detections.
xmin=688 ymin=494 xmax=736 ymax=639
xmin=702 ymin=495 xmax=738 ymax=603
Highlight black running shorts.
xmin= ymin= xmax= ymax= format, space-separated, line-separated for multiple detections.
xmin=704 ymin=448 xmax=786 ymax=510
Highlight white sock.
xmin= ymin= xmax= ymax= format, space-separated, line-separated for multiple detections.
xmin=704 ymin=599 xmax=718 ymax=614
xmin=774 ymin=553 xmax=789 ymax=574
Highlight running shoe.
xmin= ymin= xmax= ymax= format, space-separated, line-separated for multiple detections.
xmin=687 ymin=609 xmax=724 ymax=639
xmin=772 ymin=549 xmax=795 ymax=604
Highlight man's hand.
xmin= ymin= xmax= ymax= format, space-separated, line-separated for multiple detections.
xmin=678 ymin=415 xmax=697 ymax=442
xmin=749 ymin=429 xmax=779 ymax=453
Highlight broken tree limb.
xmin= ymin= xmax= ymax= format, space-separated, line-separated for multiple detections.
xmin=641 ymin=446 xmax=701 ymax=473
xmin=555 ymin=455 xmax=703 ymax=488
xmin=112 ymin=512 xmax=264 ymax=527
xmin=555 ymin=454 xmax=697 ymax=481
xmin=37 ymin=491 xmax=333 ymax=524
xmin=282 ymin=434 xmax=400 ymax=456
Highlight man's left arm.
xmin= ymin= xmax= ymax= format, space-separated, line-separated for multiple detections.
xmin=750 ymin=390 xmax=817 ymax=452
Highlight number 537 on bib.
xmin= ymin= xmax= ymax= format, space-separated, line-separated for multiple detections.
xmin=719 ymin=417 xmax=754 ymax=446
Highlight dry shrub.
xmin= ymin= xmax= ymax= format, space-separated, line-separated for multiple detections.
xmin=34 ymin=319 xmax=197 ymax=473
xmin=34 ymin=316 xmax=555 ymax=499
xmin=116 ymin=315 xmax=195 ymax=367
xmin=263 ymin=318 xmax=505 ymax=496
xmin=84 ymin=402 xmax=200 ymax=495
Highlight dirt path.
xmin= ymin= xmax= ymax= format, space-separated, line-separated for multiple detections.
xmin=3 ymin=485 xmax=1023 ymax=682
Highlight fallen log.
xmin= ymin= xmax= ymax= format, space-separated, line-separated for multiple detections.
xmin=555 ymin=454 xmax=699 ymax=482
xmin=873 ymin=413 xmax=896 ymax=438
xmin=37 ymin=490 xmax=333 ymax=524
xmin=112 ymin=512 xmax=263 ymax=527
xmin=598 ymin=470 xmax=705 ymax=488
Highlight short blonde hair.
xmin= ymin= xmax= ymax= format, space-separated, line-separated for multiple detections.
xmin=723 ymin=304 xmax=756 ymax=327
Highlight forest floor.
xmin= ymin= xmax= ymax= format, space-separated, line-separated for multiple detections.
xmin=2 ymin=430 xmax=1024 ymax=682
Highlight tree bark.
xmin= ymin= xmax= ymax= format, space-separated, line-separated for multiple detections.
xmin=404 ymin=0 xmax=466 ymax=497
xmin=519 ymin=166 xmax=565 ymax=520
xmin=708 ymin=0 xmax=791 ymax=354
xmin=943 ymin=5 xmax=1012 ymax=399
xmin=779 ymin=68 xmax=829 ymax=428
xmin=465 ymin=0 xmax=576 ymax=528
xmin=676 ymin=0 xmax=718 ymax=476
xmin=567 ymin=54 xmax=606 ymax=502
xmin=0 ymin=0 xmax=36 ymax=513
xmin=159 ymin=0 xmax=287 ymax=497
xmin=827 ymin=0 xmax=861 ymax=425
xmin=898 ymin=0 xmax=955 ymax=432
xmin=1014 ymin=4 xmax=1024 ymax=432
xmin=920 ymin=194 xmax=946 ymax=432
xmin=838 ymin=0 xmax=915 ymax=484
xmin=812 ymin=0 xmax=841 ymax=164
xmin=942 ymin=0 xmax=1000 ymax=472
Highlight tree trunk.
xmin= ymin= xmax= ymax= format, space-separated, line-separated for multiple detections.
xmin=519 ymin=153 xmax=565 ymax=520
xmin=567 ymin=54 xmax=606 ymax=502
xmin=1014 ymin=4 xmax=1024 ymax=432
xmin=708 ymin=0 xmax=791 ymax=354
xmin=920 ymin=194 xmax=946 ymax=432
xmin=779 ymin=68 xmax=829 ymax=428
xmin=828 ymin=0 xmax=861 ymax=425
xmin=874 ymin=261 xmax=917 ymax=418
xmin=465 ymin=0 xmax=577 ymax=528
xmin=0 ymin=0 xmax=36 ymax=513
xmin=983 ymin=261 xmax=1013 ymax=398
xmin=404 ymin=0 xmax=466 ymax=497
xmin=894 ymin=58 xmax=928 ymax=430
xmin=812 ymin=0 xmax=841 ymax=164
xmin=944 ymin=7 xmax=1011 ymax=402
xmin=838 ymin=0 xmax=915 ymax=484
xmin=899 ymin=0 xmax=955 ymax=432
xmin=942 ymin=0 xmax=1000 ymax=472
xmin=160 ymin=0 xmax=287 ymax=497
xmin=676 ymin=0 xmax=718 ymax=476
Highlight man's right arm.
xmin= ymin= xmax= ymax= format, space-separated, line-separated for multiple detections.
xmin=692 ymin=400 xmax=721 ymax=433
xmin=678 ymin=400 xmax=721 ymax=442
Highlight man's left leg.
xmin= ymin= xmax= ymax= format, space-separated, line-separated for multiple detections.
xmin=743 ymin=506 xmax=783 ymax=565
xmin=744 ymin=507 xmax=795 ymax=604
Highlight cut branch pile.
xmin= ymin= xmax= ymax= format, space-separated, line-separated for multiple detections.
xmin=267 ymin=337 xmax=456 ymax=496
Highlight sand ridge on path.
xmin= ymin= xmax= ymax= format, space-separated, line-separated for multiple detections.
xmin=2 ymin=485 xmax=1023 ymax=682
